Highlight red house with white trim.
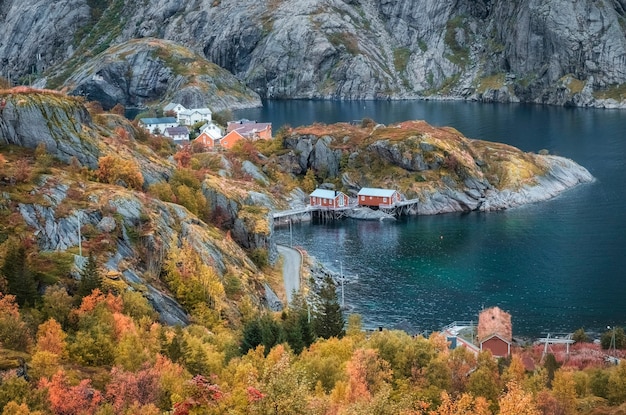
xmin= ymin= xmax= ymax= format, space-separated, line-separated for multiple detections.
xmin=357 ymin=188 xmax=401 ymax=208
xmin=480 ymin=333 xmax=511 ymax=358
xmin=310 ymin=189 xmax=350 ymax=209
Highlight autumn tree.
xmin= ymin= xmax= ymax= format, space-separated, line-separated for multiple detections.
xmin=345 ymin=348 xmax=392 ymax=403
xmin=96 ymin=155 xmax=144 ymax=190
xmin=40 ymin=285 xmax=73 ymax=329
xmin=448 ymin=345 xmax=477 ymax=393
xmin=466 ymin=351 xmax=501 ymax=412
xmin=301 ymin=168 xmax=317 ymax=193
xmin=313 ymin=275 xmax=345 ymax=340
xmin=255 ymin=345 xmax=310 ymax=415
xmin=368 ymin=330 xmax=437 ymax=380
xmin=498 ymin=381 xmax=541 ymax=415
xmin=105 ymin=366 xmax=161 ymax=413
xmin=162 ymin=242 xmax=225 ymax=316
xmin=35 ymin=319 xmax=67 ymax=356
xmin=39 ymin=370 xmax=103 ymax=415
xmin=0 ymin=372 xmax=31 ymax=410
xmin=430 ymin=391 xmax=491 ymax=415
xmin=0 ymin=293 xmax=31 ymax=351
xmin=607 ymin=360 xmax=626 ymax=405
xmin=551 ymin=369 xmax=578 ymax=415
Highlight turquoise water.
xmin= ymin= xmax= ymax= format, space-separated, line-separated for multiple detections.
xmin=235 ymin=101 xmax=626 ymax=336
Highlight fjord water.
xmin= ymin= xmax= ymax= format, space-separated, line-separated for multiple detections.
xmin=235 ymin=101 xmax=626 ymax=336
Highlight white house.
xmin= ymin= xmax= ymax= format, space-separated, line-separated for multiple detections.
xmin=178 ymin=108 xmax=212 ymax=125
xmin=164 ymin=126 xmax=190 ymax=145
xmin=163 ymin=102 xmax=186 ymax=115
xmin=163 ymin=102 xmax=213 ymax=125
xmin=200 ymin=122 xmax=223 ymax=140
xmin=139 ymin=117 xmax=178 ymax=134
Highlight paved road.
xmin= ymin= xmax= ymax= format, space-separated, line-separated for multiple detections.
xmin=277 ymin=244 xmax=302 ymax=304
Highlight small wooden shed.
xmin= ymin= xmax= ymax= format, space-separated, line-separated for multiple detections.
xmin=357 ymin=188 xmax=400 ymax=208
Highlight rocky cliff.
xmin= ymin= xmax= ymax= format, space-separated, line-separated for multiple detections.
xmin=0 ymin=90 xmax=281 ymax=323
xmin=1 ymin=0 xmax=626 ymax=108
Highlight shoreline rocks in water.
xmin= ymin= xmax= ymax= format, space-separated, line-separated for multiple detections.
xmin=416 ymin=155 xmax=594 ymax=215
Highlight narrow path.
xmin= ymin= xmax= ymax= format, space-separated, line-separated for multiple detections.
xmin=277 ymin=244 xmax=302 ymax=304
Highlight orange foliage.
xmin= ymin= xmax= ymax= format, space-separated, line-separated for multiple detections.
xmin=345 ymin=348 xmax=392 ymax=403
xmin=174 ymin=147 xmax=192 ymax=168
xmin=112 ymin=312 xmax=136 ymax=340
xmin=115 ymin=126 xmax=131 ymax=142
xmin=39 ymin=370 xmax=103 ymax=415
xmin=105 ymin=365 xmax=161 ymax=412
xmin=36 ymin=319 xmax=67 ymax=356
xmin=0 ymin=292 xmax=21 ymax=318
xmin=75 ymin=289 xmax=123 ymax=316
xmin=97 ymin=155 xmax=144 ymax=190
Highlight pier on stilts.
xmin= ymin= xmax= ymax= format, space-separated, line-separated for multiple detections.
xmin=379 ymin=198 xmax=420 ymax=216
xmin=272 ymin=204 xmax=356 ymax=224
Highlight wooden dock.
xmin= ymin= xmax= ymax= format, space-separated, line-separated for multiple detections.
xmin=273 ymin=198 xmax=419 ymax=223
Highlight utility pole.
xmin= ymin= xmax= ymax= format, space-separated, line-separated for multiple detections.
xmin=77 ymin=211 xmax=82 ymax=256
xmin=340 ymin=260 xmax=344 ymax=308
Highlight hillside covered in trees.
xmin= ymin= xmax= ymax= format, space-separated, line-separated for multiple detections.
xmin=0 ymin=87 xmax=623 ymax=415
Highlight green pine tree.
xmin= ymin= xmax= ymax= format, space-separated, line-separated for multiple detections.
xmin=241 ymin=318 xmax=263 ymax=355
xmin=1 ymin=240 xmax=38 ymax=306
xmin=77 ymin=253 xmax=101 ymax=298
xmin=313 ymin=275 xmax=345 ymax=339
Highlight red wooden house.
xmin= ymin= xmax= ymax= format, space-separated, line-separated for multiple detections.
xmin=357 ymin=188 xmax=401 ymax=208
xmin=220 ymin=130 xmax=246 ymax=149
xmin=195 ymin=131 xmax=217 ymax=150
xmin=310 ymin=189 xmax=350 ymax=209
xmin=480 ymin=333 xmax=511 ymax=357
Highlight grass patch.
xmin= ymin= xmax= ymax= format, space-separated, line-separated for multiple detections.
xmin=477 ymin=73 xmax=505 ymax=93
xmin=328 ymin=32 xmax=360 ymax=56
xmin=393 ymin=48 xmax=411 ymax=73
xmin=444 ymin=16 xmax=469 ymax=67
xmin=593 ymin=83 xmax=626 ymax=101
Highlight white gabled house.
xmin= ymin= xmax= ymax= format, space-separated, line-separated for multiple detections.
xmin=164 ymin=126 xmax=190 ymax=145
xmin=200 ymin=122 xmax=223 ymax=140
xmin=139 ymin=117 xmax=178 ymax=134
xmin=162 ymin=102 xmax=213 ymax=125
xmin=178 ymin=108 xmax=212 ymax=125
xmin=163 ymin=102 xmax=186 ymax=115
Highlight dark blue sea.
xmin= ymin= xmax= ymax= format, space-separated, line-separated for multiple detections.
xmin=235 ymin=100 xmax=626 ymax=337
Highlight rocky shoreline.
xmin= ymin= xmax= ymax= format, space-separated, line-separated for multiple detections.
xmin=416 ymin=155 xmax=595 ymax=215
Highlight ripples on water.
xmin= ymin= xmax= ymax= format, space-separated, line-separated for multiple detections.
xmin=237 ymin=100 xmax=626 ymax=337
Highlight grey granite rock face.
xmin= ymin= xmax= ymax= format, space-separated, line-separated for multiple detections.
xmin=2 ymin=0 xmax=625 ymax=107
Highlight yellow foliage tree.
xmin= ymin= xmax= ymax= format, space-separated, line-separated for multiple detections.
xmin=498 ymin=381 xmax=540 ymax=415
xmin=551 ymin=369 xmax=578 ymax=415
xmin=97 ymin=155 xmax=144 ymax=190
xmin=162 ymin=241 xmax=226 ymax=313
xmin=301 ymin=168 xmax=317 ymax=193
xmin=35 ymin=319 xmax=67 ymax=357
xmin=431 ymin=391 xmax=491 ymax=415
